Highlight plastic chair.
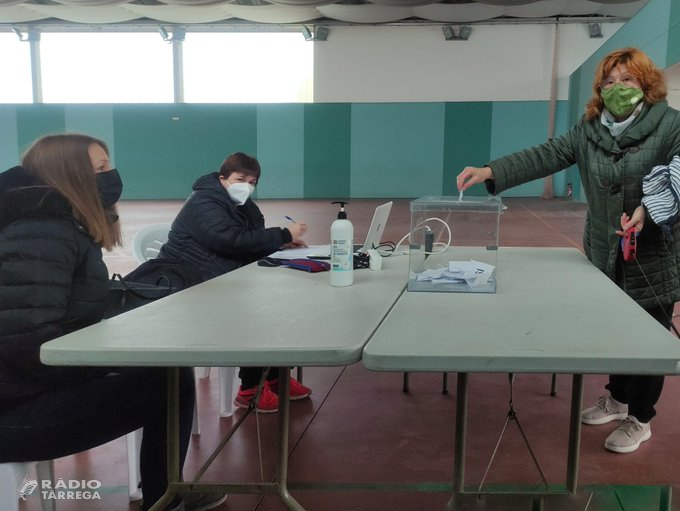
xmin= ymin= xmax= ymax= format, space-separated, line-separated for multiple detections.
xmin=126 ymin=429 xmax=143 ymax=501
xmin=131 ymin=224 xmax=237 ymax=427
xmin=1 ymin=430 xmax=142 ymax=508
xmin=131 ymin=223 xmax=171 ymax=263
xmin=195 ymin=367 xmax=239 ymax=417
xmin=0 ymin=460 xmax=55 ymax=511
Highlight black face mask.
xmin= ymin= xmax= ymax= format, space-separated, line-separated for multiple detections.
xmin=96 ymin=168 xmax=123 ymax=209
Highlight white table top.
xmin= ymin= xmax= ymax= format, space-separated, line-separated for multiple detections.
xmin=41 ymin=258 xmax=407 ymax=368
xmin=363 ymin=247 xmax=680 ymax=375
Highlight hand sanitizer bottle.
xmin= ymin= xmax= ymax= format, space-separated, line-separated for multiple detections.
xmin=330 ymin=201 xmax=353 ymax=287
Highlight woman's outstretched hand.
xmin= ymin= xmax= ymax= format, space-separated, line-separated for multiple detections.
xmin=456 ymin=166 xmax=494 ymax=192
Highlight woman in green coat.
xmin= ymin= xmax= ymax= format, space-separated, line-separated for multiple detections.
xmin=457 ymin=47 xmax=680 ymax=454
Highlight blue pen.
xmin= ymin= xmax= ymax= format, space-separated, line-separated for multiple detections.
xmin=284 ymin=215 xmax=295 ymax=223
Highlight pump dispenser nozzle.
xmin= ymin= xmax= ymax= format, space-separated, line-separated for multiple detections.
xmin=331 ymin=201 xmax=349 ymax=219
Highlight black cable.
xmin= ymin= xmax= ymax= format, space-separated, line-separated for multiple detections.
xmin=631 ymin=255 xmax=680 ymax=338
xmin=375 ymin=241 xmax=396 ymax=256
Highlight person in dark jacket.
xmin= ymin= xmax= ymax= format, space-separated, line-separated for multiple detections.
xmin=159 ymin=152 xmax=311 ymax=413
xmin=0 ymin=134 xmax=218 ymax=511
xmin=457 ymin=48 xmax=680 ymax=454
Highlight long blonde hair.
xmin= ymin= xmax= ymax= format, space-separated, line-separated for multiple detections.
xmin=21 ymin=134 xmax=122 ymax=250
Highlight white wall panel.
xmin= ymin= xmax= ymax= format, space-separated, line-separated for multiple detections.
xmin=314 ymin=23 xmax=623 ymax=102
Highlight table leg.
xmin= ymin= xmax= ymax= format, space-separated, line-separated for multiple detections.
xmin=566 ymin=374 xmax=583 ymax=494
xmin=447 ymin=372 xmax=468 ymax=510
xmin=149 ymin=367 xmax=181 ymax=511
xmin=660 ymin=485 xmax=672 ymax=511
xmin=531 ymin=496 xmax=544 ymax=510
xmin=278 ymin=367 xmax=305 ymax=511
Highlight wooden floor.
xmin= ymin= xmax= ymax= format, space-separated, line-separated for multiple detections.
xmin=19 ymin=197 xmax=680 ymax=511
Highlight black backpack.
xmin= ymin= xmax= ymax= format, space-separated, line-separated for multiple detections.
xmin=104 ymin=258 xmax=203 ymax=319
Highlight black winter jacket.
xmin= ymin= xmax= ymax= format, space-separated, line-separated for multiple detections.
xmin=0 ymin=166 xmax=109 ymax=409
xmin=159 ymin=172 xmax=291 ymax=280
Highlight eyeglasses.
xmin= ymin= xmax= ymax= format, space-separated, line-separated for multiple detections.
xmin=600 ymin=75 xmax=639 ymax=90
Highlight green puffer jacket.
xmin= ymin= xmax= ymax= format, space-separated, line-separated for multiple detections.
xmin=486 ymin=100 xmax=680 ymax=308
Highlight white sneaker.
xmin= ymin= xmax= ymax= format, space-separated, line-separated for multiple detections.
xmin=581 ymin=395 xmax=628 ymax=425
xmin=604 ymin=416 xmax=651 ymax=453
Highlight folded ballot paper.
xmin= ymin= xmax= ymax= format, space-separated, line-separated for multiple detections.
xmin=412 ymin=260 xmax=495 ymax=288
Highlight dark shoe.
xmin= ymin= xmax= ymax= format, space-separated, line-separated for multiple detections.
xmin=182 ymin=492 xmax=227 ymax=511
xmin=141 ymin=495 xmax=183 ymax=511
xmin=166 ymin=498 xmax=185 ymax=511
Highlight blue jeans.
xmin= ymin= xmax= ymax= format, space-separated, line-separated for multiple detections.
xmin=0 ymin=367 xmax=195 ymax=509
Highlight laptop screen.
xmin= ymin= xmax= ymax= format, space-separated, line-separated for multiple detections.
xmin=359 ymin=201 xmax=393 ymax=253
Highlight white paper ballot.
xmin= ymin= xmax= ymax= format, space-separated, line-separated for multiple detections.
xmin=412 ymin=260 xmax=495 ymax=288
xmin=449 ymin=260 xmax=495 ymax=287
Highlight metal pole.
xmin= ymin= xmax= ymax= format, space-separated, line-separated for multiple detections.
xmin=171 ymin=27 xmax=186 ymax=103
xmin=28 ymin=28 xmax=42 ymax=103
xmin=447 ymin=373 xmax=468 ymax=510
xmin=149 ymin=368 xmax=180 ymax=511
xmin=277 ymin=367 xmax=305 ymax=511
xmin=566 ymin=374 xmax=583 ymax=494
xmin=542 ymin=22 xmax=559 ymax=199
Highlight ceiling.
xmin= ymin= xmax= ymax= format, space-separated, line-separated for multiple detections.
xmin=0 ymin=0 xmax=651 ymax=28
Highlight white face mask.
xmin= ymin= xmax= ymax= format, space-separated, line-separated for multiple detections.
xmin=226 ymin=182 xmax=255 ymax=205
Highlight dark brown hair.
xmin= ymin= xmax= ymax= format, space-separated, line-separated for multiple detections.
xmin=585 ymin=47 xmax=667 ymax=120
xmin=21 ymin=133 xmax=122 ymax=250
xmin=219 ymin=152 xmax=261 ymax=182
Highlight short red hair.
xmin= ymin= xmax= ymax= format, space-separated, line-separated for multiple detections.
xmin=584 ymin=47 xmax=667 ymax=120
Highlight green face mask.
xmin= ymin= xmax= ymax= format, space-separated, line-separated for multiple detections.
xmin=600 ymin=83 xmax=644 ymax=118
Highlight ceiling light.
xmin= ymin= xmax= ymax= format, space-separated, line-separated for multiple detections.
xmin=12 ymin=26 xmax=28 ymax=41
xmin=302 ymin=25 xmax=329 ymax=42
xmin=588 ymin=23 xmax=603 ymax=39
xmin=459 ymin=25 xmax=472 ymax=41
xmin=315 ymin=26 xmax=329 ymax=41
xmin=158 ymin=26 xmax=170 ymax=42
xmin=442 ymin=25 xmax=471 ymax=41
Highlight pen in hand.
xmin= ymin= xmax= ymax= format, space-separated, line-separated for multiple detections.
xmin=282 ymin=216 xmax=308 ymax=245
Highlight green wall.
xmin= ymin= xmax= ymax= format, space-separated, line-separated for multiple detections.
xmin=4 ymin=0 xmax=680 ymax=202
xmin=0 ymin=101 xmax=568 ymax=200
xmin=352 ymin=103 xmax=445 ymax=198
xmin=667 ymin=0 xmax=680 ymax=68
xmin=566 ymin=0 xmax=680 ymax=202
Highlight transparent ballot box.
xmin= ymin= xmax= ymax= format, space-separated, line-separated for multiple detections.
xmin=408 ymin=196 xmax=502 ymax=293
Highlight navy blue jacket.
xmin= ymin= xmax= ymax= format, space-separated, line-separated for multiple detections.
xmin=0 ymin=167 xmax=109 ymax=408
xmin=159 ymin=172 xmax=291 ymax=280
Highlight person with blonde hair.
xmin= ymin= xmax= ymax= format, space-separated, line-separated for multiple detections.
xmin=457 ymin=47 xmax=680 ymax=454
xmin=0 ymin=134 xmax=223 ymax=511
